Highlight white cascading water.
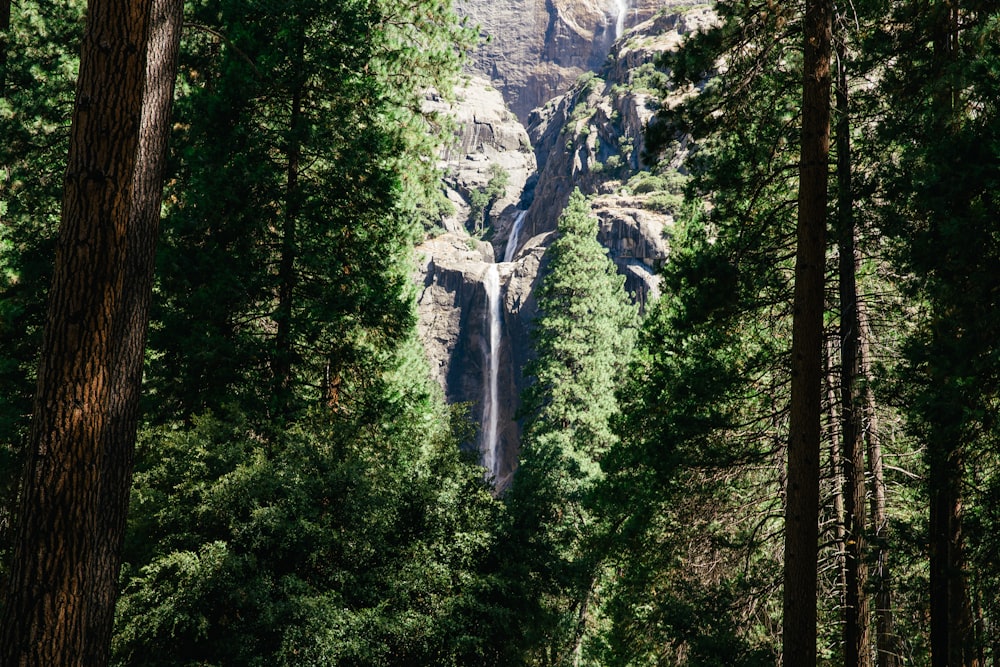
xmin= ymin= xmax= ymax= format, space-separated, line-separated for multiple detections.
xmin=503 ymin=210 xmax=528 ymax=263
xmin=614 ymin=0 xmax=629 ymax=41
xmin=480 ymin=264 xmax=502 ymax=481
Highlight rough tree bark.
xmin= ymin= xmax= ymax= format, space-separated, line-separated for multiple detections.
xmin=824 ymin=336 xmax=845 ymax=595
xmin=782 ymin=0 xmax=832 ymax=662
xmin=835 ymin=36 xmax=871 ymax=667
xmin=927 ymin=3 xmax=978 ymax=666
xmin=859 ymin=298 xmax=899 ymax=667
xmin=0 ymin=0 xmax=182 ymax=662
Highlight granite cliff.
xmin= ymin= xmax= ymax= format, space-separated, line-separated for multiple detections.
xmin=457 ymin=0 xmax=687 ymax=122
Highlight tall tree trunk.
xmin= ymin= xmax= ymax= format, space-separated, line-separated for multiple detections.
xmin=0 ymin=0 xmax=11 ymax=560
xmin=782 ymin=0 xmax=832 ymax=662
xmin=927 ymin=4 xmax=978 ymax=666
xmin=0 ymin=0 xmax=181 ymax=661
xmin=272 ymin=81 xmax=303 ymax=417
xmin=835 ymin=36 xmax=871 ymax=667
xmin=860 ymin=302 xmax=899 ymax=667
xmin=0 ymin=0 xmax=9 ymax=203
xmin=824 ymin=335 xmax=846 ymax=602
xmin=929 ymin=442 xmax=978 ymax=667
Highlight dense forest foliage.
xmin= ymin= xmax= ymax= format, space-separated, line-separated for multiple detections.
xmin=1 ymin=0 xmax=999 ymax=664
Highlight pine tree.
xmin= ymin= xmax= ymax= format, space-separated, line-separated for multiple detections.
xmin=834 ymin=29 xmax=872 ymax=666
xmin=600 ymin=3 xmax=807 ymax=662
xmin=144 ymin=0 xmax=472 ymax=426
xmin=0 ymin=0 xmax=10 ymax=97
xmin=0 ymin=0 xmax=85 ymax=553
xmin=113 ymin=338 xmax=503 ymax=666
xmin=108 ymin=0 xmax=502 ymax=662
xmin=782 ymin=0 xmax=832 ymax=662
xmin=501 ymin=189 xmax=638 ymax=665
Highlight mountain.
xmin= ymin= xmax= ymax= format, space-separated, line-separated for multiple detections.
xmin=416 ymin=2 xmax=714 ymax=487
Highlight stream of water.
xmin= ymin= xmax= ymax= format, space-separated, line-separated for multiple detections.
xmin=480 ymin=211 xmax=530 ymax=482
xmin=480 ymin=263 xmax=502 ymax=481
xmin=614 ymin=0 xmax=629 ymax=41
xmin=503 ymin=210 xmax=528 ymax=263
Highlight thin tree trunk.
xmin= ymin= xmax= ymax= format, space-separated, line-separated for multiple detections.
xmin=570 ymin=585 xmax=591 ymax=667
xmin=860 ymin=302 xmax=900 ymax=667
xmin=782 ymin=0 xmax=832 ymax=662
xmin=927 ymin=4 xmax=978 ymax=666
xmin=835 ymin=37 xmax=871 ymax=667
xmin=0 ymin=0 xmax=10 ymax=97
xmin=0 ymin=0 xmax=181 ymax=661
xmin=272 ymin=80 xmax=303 ymax=416
xmin=824 ymin=335 xmax=846 ymax=595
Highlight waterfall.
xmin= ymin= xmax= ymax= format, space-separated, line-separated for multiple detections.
xmin=614 ymin=0 xmax=629 ymax=41
xmin=480 ymin=264 xmax=502 ymax=481
xmin=478 ymin=209 xmax=527 ymax=483
xmin=503 ymin=210 xmax=528 ymax=263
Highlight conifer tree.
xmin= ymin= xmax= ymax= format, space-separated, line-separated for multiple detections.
xmin=601 ymin=3 xmax=806 ymax=662
xmin=0 ymin=0 xmax=84 ymax=549
xmin=113 ymin=340 xmax=503 ymax=666
xmin=108 ymin=0 xmax=503 ymax=663
xmin=502 ymin=189 xmax=638 ymax=665
xmin=783 ymin=0 xmax=832 ymax=662
xmin=0 ymin=0 xmax=9 ymax=96
xmin=144 ymin=0 xmax=471 ymax=425
xmin=834 ymin=29 xmax=872 ymax=667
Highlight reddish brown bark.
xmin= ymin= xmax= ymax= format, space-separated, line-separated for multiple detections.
xmin=782 ymin=0 xmax=832 ymax=662
xmin=859 ymin=302 xmax=900 ymax=667
xmin=0 ymin=0 xmax=182 ymax=662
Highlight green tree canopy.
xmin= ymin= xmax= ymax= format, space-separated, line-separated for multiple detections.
xmin=499 ymin=189 xmax=638 ymax=665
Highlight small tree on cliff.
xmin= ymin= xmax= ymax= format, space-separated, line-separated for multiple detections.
xmin=502 ymin=188 xmax=638 ymax=664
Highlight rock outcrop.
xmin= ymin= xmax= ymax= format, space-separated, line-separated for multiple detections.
xmin=428 ymin=76 xmax=538 ymax=241
xmin=416 ymin=232 xmax=547 ymax=488
xmin=521 ymin=5 xmax=713 ymax=243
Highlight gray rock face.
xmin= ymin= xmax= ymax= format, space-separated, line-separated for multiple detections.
xmin=458 ymin=0 xmax=679 ymax=121
xmin=523 ymin=5 xmax=714 ymax=245
xmin=428 ymin=77 xmax=538 ymax=239
xmin=415 ymin=232 xmax=544 ymax=489
xmin=592 ymin=194 xmax=672 ymax=304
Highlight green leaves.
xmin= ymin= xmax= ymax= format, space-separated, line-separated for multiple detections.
xmin=117 ymin=385 xmax=503 ymax=665
xmin=145 ymin=0 xmax=472 ymax=425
